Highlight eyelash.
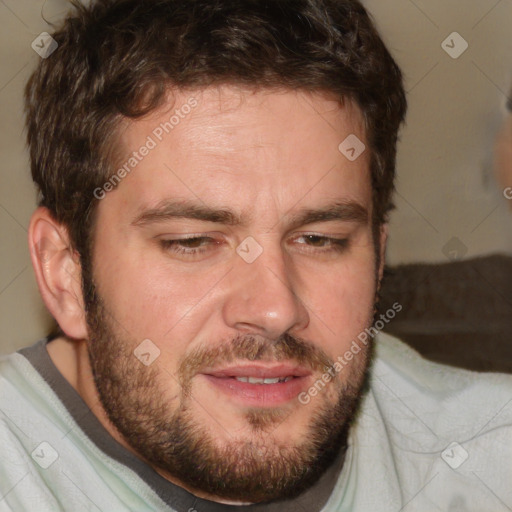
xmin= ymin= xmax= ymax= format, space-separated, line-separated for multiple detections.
xmin=160 ymin=236 xmax=216 ymax=256
xmin=160 ymin=234 xmax=349 ymax=257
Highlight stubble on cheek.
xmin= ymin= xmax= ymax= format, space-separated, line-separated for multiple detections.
xmin=83 ymin=267 xmax=377 ymax=502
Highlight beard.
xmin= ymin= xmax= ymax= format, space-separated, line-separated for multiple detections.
xmin=83 ymin=272 xmax=375 ymax=504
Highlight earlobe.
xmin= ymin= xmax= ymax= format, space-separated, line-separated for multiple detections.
xmin=28 ymin=207 xmax=88 ymax=340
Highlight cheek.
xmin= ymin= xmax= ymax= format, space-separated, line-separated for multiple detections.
xmin=91 ymin=241 xmax=224 ymax=344
xmin=303 ymin=252 xmax=377 ymax=351
xmin=319 ymin=274 xmax=375 ymax=332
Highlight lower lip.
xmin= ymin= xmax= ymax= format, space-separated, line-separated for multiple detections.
xmin=202 ymin=375 xmax=309 ymax=407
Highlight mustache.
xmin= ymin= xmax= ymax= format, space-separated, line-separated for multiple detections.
xmin=178 ymin=332 xmax=334 ymax=385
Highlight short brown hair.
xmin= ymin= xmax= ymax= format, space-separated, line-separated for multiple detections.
xmin=25 ymin=0 xmax=406 ymax=265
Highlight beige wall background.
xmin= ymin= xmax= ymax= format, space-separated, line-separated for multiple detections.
xmin=1 ymin=0 xmax=511 ymax=355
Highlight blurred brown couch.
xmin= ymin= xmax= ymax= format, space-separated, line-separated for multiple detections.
xmin=378 ymin=254 xmax=512 ymax=373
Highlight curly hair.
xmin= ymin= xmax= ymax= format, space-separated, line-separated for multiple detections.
xmin=25 ymin=0 xmax=406 ymax=267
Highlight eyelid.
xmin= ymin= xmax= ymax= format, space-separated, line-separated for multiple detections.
xmin=157 ymin=232 xmax=348 ymax=242
xmin=293 ymin=230 xmax=350 ymax=237
xmin=156 ymin=232 xmax=221 ymax=241
xmin=157 ymin=230 xmax=352 ymax=257
xmin=292 ymin=230 xmax=351 ymax=242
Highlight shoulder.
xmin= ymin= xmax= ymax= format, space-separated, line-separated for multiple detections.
xmin=0 ymin=351 xmax=64 ymax=511
xmin=363 ymin=332 xmax=512 ymax=452
xmin=345 ymin=333 xmax=512 ymax=509
xmin=372 ymin=332 xmax=512 ymax=398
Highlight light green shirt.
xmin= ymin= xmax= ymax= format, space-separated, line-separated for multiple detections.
xmin=0 ymin=333 xmax=511 ymax=511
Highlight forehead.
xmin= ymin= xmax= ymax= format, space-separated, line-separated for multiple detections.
xmin=102 ymin=86 xmax=372 ymax=225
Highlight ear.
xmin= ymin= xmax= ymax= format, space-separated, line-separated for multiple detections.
xmin=28 ymin=207 xmax=88 ymax=340
xmin=377 ymin=223 xmax=388 ymax=284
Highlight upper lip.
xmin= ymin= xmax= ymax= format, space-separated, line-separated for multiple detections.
xmin=202 ymin=363 xmax=311 ymax=379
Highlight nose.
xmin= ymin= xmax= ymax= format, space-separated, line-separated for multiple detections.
xmin=221 ymin=240 xmax=310 ymax=339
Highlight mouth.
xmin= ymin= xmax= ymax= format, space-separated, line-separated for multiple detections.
xmin=200 ymin=363 xmax=312 ymax=407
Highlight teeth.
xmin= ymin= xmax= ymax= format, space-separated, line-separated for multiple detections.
xmin=234 ymin=376 xmax=292 ymax=384
xmin=249 ymin=377 xmax=267 ymax=384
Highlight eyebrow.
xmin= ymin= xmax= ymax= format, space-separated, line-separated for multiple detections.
xmin=131 ymin=199 xmax=368 ymax=229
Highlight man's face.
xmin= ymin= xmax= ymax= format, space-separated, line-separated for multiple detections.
xmin=85 ymin=86 xmax=381 ymax=503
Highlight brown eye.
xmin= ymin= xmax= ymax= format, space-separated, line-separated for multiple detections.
xmin=296 ymin=235 xmax=349 ymax=253
xmin=160 ymin=236 xmax=215 ymax=256
xmin=304 ymin=235 xmax=327 ymax=246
